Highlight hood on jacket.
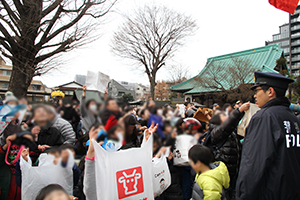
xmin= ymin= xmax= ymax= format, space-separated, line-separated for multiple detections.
xmin=198 ymin=161 xmax=230 ymax=189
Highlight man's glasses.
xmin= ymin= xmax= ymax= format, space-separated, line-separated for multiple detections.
xmin=254 ymin=88 xmax=263 ymax=94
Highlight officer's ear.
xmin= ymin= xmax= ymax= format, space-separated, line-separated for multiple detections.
xmin=268 ymin=87 xmax=276 ymax=98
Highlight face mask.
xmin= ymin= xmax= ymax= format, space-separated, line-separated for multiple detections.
xmin=89 ymin=104 xmax=97 ymax=112
xmin=168 ymin=110 xmax=173 ymax=116
xmin=157 ymin=110 xmax=163 ymax=116
xmin=132 ymin=110 xmax=136 ymax=115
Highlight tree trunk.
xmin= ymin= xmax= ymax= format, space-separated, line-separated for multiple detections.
xmin=148 ymin=73 xmax=156 ymax=100
xmin=150 ymin=79 xmax=156 ymax=100
xmin=8 ymin=60 xmax=35 ymax=98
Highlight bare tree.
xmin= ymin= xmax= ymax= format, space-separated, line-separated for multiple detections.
xmin=0 ymin=0 xmax=116 ymax=97
xmin=194 ymin=57 xmax=256 ymax=103
xmin=111 ymin=5 xmax=197 ymax=99
xmin=195 ymin=57 xmax=255 ymax=91
xmin=167 ymin=64 xmax=190 ymax=85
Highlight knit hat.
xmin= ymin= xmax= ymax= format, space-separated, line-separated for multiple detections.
xmin=4 ymin=91 xmax=18 ymax=104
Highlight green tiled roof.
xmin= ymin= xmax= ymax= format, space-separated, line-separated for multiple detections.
xmin=171 ymin=44 xmax=284 ymax=94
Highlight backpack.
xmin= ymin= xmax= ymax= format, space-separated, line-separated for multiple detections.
xmin=200 ymin=130 xmax=227 ymax=157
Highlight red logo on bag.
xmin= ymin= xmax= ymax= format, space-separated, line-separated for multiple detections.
xmin=116 ymin=166 xmax=144 ymax=199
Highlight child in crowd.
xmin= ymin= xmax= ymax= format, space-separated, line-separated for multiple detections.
xmin=86 ymin=118 xmax=124 ymax=151
xmin=163 ymin=120 xmax=173 ymax=139
xmin=189 ymin=144 xmax=230 ymax=200
xmin=35 ymin=184 xmax=77 ymax=200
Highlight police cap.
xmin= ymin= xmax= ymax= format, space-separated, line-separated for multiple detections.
xmin=250 ymin=72 xmax=294 ymax=90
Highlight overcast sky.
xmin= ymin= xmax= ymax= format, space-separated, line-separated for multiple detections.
xmin=35 ymin=0 xmax=289 ymax=88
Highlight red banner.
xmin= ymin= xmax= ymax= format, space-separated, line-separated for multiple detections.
xmin=269 ymin=0 xmax=299 ymax=14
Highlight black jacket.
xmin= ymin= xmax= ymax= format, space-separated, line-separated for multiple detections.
xmin=37 ymin=125 xmax=64 ymax=147
xmin=164 ymin=160 xmax=183 ymax=200
xmin=236 ymin=97 xmax=300 ymax=200
xmin=207 ymin=109 xmax=244 ymax=180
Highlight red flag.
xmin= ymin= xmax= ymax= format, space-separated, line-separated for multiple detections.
xmin=269 ymin=0 xmax=299 ymax=14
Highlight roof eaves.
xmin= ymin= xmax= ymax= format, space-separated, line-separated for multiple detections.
xmin=260 ymin=65 xmax=278 ymax=73
xmin=171 ymin=77 xmax=194 ymax=89
xmin=207 ymin=44 xmax=279 ymax=62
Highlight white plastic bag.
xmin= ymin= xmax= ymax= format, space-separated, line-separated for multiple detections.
xmin=20 ymin=150 xmax=74 ymax=200
xmin=92 ymin=133 xmax=154 ymax=200
xmin=152 ymin=148 xmax=171 ymax=197
xmin=173 ymin=135 xmax=197 ymax=166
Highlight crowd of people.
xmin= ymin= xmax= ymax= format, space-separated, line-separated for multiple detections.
xmin=0 ymin=71 xmax=300 ymax=200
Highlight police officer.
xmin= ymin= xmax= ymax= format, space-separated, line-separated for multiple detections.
xmin=236 ymin=72 xmax=300 ymax=200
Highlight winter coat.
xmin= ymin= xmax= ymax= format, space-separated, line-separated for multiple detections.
xmin=164 ymin=161 xmax=184 ymax=200
xmin=73 ymin=174 xmax=86 ymax=200
xmin=0 ymin=146 xmax=11 ymax=200
xmin=236 ymin=97 xmax=300 ymax=200
xmin=192 ymin=162 xmax=230 ymax=200
xmin=61 ymin=106 xmax=80 ymax=125
xmin=207 ymin=109 xmax=244 ymax=180
xmin=51 ymin=115 xmax=75 ymax=144
xmin=37 ymin=125 xmax=64 ymax=147
xmin=148 ymin=114 xmax=164 ymax=138
xmin=80 ymin=96 xmax=101 ymax=133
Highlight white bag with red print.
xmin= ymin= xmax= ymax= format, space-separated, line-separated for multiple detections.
xmin=152 ymin=148 xmax=171 ymax=197
xmin=92 ymin=133 xmax=154 ymax=200
xmin=173 ymin=135 xmax=197 ymax=166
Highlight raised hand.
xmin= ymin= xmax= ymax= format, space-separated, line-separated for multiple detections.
xmin=145 ymin=122 xmax=158 ymax=141
xmin=89 ymin=127 xmax=99 ymax=141
xmin=31 ymin=126 xmax=40 ymax=137
xmin=6 ymin=133 xmax=17 ymax=144
xmin=148 ymin=122 xmax=158 ymax=133
xmin=82 ymin=85 xmax=87 ymax=97
xmin=61 ymin=150 xmax=69 ymax=164
xmin=21 ymin=148 xmax=29 ymax=162
xmin=155 ymin=146 xmax=170 ymax=158
xmin=239 ymin=102 xmax=250 ymax=112
xmin=86 ymin=127 xmax=102 ymax=159
xmin=38 ymin=144 xmax=50 ymax=151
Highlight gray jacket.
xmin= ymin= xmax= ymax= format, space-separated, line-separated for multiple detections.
xmin=80 ymin=96 xmax=101 ymax=133
xmin=52 ymin=116 xmax=75 ymax=144
xmin=83 ymin=160 xmax=97 ymax=200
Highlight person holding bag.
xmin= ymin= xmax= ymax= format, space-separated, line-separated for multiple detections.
xmin=84 ymin=123 xmax=158 ymax=200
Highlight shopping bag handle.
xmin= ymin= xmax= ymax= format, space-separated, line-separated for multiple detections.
xmin=5 ymin=140 xmax=25 ymax=165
